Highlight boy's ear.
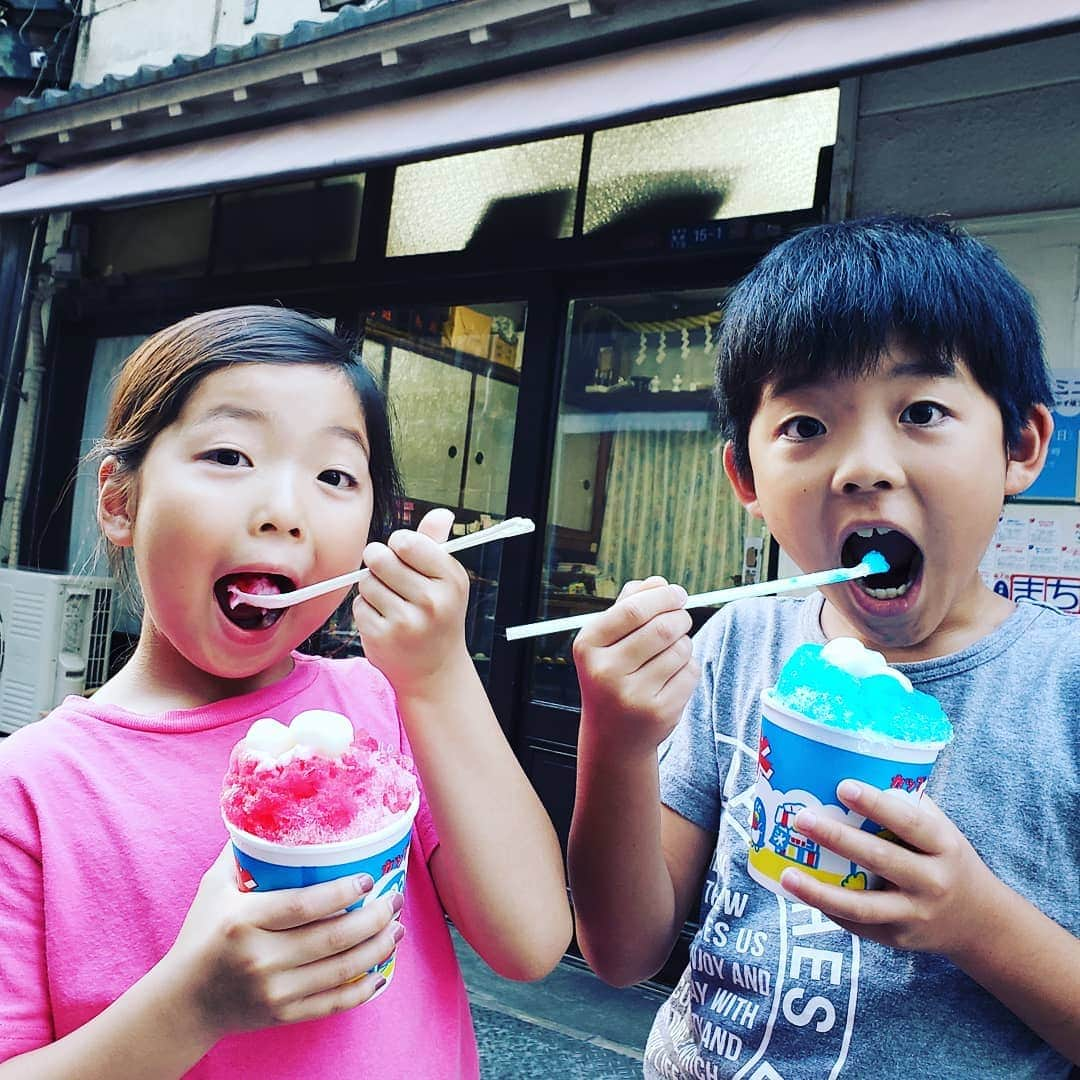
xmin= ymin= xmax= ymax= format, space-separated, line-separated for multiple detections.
xmin=97 ymin=455 xmax=134 ymax=548
xmin=1004 ymin=404 xmax=1054 ymax=497
xmin=723 ymin=442 xmax=764 ymax=519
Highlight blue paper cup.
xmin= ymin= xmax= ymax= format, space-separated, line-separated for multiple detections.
xmin=747 ymin=691 xmax=947 ymax=899
xmin=224 ymin=793 xmax=419 ymax=998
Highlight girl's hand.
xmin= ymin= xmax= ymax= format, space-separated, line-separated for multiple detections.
xmin=572 ymin=577 xmax=699 ymax=757
xmin=780 ymin=781 xmax=997 ymax=957
xmin=167 ymin=845 xmax=404 ymax=1038
xmin=352 ymin=507 xmax=471 ymax=696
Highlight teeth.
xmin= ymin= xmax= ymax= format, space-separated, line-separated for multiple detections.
xmin=855 ymin=528 xmax=875 ymax=538
xmin=862 ymin=582 xmax=911 ymax=600
xmin=874 ymin=526 xmax=892 ymax=536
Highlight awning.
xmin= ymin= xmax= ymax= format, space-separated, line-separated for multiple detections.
xmin=1 ymin=0 xmax=1078 ymax=217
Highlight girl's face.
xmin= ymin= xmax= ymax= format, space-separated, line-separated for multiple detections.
xmin=122 ymin=363 xmax=374 ymax=691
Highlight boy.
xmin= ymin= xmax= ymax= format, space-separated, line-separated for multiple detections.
xmin=568 ymin=216 xmax=1079 ymax=1078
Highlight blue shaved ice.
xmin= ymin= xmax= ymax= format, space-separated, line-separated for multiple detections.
xmin=772 ymin=638 xmax=953 ymax=745
xmin=861 ymin=549 xmax=889 ymax=575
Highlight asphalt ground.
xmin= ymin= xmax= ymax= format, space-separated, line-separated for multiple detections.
xmin=453 ymin=929 xmax=666 ymax=1079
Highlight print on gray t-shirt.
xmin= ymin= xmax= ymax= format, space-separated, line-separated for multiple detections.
xmin=646 ymin=596 xmax=1079 ymax=1080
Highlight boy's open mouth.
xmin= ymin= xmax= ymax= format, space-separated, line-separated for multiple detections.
xmin=840 ymin=527 xmax=923 ymax=600
xmin=214 ymin=573 xmax=296 ymax=631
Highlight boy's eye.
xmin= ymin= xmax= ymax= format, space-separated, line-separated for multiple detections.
xmin=900 ymin=401 xmax=946 ymax=426
xmin=780 ymin=416 xmax=826 ymax=440
xmin=318 ymin=468 xmax=358 ymax=489
xmin=204 ymin=448 xmax=250 ymax=467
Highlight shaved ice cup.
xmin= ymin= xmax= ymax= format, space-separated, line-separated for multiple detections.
xmin=747 ymin=692 xmax=948 ymax=900
xmin=223 ymin=792 xmax=419 ymax=999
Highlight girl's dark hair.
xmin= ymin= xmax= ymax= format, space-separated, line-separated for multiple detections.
xmin=716 ymin=214 xmax=1055 ymax=478
xmin=100 ymin=305 xmax=402 ymax=565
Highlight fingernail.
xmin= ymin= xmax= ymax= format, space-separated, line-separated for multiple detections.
xmin=354 ymin=874 xmax=375 ymax=893
xmin=838 ymin=780 xmax=862 ymax=801
xmin=673 ymin=585 xmax=688 ymax=604
xmin=392 ymin=922 xmax=406 ymax=944
xmin=370 ymin=975 xmax=387 ymax=992
xmin=390 ymin=892 xmax=404 ymax=914
xmin=796 ymin=809 xmax=817 ymax=830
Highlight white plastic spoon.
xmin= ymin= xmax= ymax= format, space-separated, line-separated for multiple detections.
xmin=229 ymin=516 xmax=535 ymax=610
xmin=504 ymin=552 xmax=889 ymax=641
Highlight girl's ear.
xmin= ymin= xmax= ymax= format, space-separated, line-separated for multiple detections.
xmin=1004 ymin=404 xmax=1054 ymax=497
xmin=723 ymin=441 xmax=763 ymax=519
xmin=98 ymin=455 xmax=134 ymax=548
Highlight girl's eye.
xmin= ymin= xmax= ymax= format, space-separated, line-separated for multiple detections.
xmin=780 ymin=416 xmax=826 ymax=440
xmin=900 ymin=401 xmax=946 ymax=426
xmin=204 ymin=448 xmax=250 ymax=467
xmin=318 ymin=468 xmax=358 ymax=489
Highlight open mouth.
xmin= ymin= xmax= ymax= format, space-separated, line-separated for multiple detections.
xmin=840 ymin=527 xmax=923 ymax=600
xmin=214 ymin=573 xmax=295 ymax=631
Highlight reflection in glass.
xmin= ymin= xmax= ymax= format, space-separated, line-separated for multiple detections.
xmin=530 ymin=291 xmax=766 ymax=709
xmin=585 ymin=88 xmax=839 ymax=232
xmin=88 ymin=197 xmax=214 ymax=278
xmin=214 ymin=174 xmax=364 ymax=272
xmin=386 ymin=137 xmax=583 ymax=256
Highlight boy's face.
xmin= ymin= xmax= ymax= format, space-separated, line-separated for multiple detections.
xmin=727 ymin=343 xmax=1049 ymax=659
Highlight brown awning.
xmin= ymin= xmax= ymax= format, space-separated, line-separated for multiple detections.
xmin=1 ymin=0 xmax=1078 ymax=216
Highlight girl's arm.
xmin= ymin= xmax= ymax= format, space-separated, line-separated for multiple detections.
xmin=567 ymin=579 xmax=710 ymax=986
xmin=354 ymin=509 xmax=571 ymax=981
xmin=0 ymin=848 xmax=401 ymax=1080
xmin=783 ymin=782 xmax=1080 ymax=1065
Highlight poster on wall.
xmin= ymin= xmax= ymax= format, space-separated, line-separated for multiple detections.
xmin=979 ymin=504 xmax=1080 ymax=615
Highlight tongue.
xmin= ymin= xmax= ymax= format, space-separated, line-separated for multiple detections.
xmin=227 ymin=574 xmax=282 ymax=610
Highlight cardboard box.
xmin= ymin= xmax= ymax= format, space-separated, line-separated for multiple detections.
xmin=443 ymin=306 xmax=492 ymax=359
xmin=489 ymin=333 xmax=519 ymax=370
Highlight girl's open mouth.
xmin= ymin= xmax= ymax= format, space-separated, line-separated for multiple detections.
xmin=214 ymin=573 xmax=295 ymax=631
xmin=841 ymin=527 xmax=923 ymax=600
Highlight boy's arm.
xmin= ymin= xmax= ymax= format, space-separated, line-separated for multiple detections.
xmin=784 ymin=782 xmax=1080 ymax=1064
xmin=567 ymin=579 xmax=709 ymax=986
xmin=570 ymin=728 xmax=714 ymax=986
xmin=354 ymin=510 xmax=571 ymax=982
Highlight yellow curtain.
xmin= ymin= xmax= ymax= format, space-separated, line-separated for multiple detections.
xmin=594 ymin=429 xmax=751 ymax=594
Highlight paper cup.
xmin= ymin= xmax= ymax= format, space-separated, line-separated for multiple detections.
xmin=747 ymin=691 xmax=947 ymax=900
xmin=223 ymin=793 xmax=419 ymax=997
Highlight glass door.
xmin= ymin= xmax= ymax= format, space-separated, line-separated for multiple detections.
xmin=515 ymin=289 xmax=769 ymax=853
xmin=320 ymin=301 xmax=528 ymax=687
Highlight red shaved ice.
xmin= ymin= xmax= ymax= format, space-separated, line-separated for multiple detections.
xmin=221 ymin=730 xmax=418 ymax=845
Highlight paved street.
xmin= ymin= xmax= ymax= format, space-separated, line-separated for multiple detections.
xmin=453 ymin=930 xmax=664 ymax=1079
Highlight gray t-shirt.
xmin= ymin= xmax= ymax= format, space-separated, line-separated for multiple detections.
xmin=647 ymin=596 xmax=1079 ymax=1080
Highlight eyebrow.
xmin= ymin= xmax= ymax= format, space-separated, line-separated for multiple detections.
xmin=194 ymin=406 xmax=369 ymax=452
xmin=769 ymin=354 xmax=956 ymax=398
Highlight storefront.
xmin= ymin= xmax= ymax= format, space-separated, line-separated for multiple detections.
xmin=1 ymin=0 xmax=1079 ymax=986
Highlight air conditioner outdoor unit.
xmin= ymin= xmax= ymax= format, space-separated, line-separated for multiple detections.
xmin=0 ymin=568 xmax=115 ymax=734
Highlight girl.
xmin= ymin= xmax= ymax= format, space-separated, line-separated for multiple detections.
xmin=0 ymin=306 xmax=571 ymax=1079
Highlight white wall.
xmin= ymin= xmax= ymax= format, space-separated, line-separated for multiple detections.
xmin=74 ymin=0 xmax=337 ymax=86
xmin=850 ymin=32 xmax=1080 ymax=219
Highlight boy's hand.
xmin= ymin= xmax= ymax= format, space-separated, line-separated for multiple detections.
xmin=352 ymin=507 xmax=471 ymax=695
xmin=780 ymin=780 xmax=996 ymax=957
xmin=167 ymin=845 xmax=403 ymax=1038
xmin=572 ymin=576 xmax=700 ymax=756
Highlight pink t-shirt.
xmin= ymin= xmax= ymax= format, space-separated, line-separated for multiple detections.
xmin=0 ymin=653 xmax=478 ymax=1078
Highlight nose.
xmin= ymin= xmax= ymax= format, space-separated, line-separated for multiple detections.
xmin=251 ymin=476 xmax=305 ymax=539
xmin=830 ymin=431 xmax=905 ymax=495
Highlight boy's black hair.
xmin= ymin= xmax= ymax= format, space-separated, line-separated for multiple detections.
xmin=716 ymin=214 xmax=1054 ymax=478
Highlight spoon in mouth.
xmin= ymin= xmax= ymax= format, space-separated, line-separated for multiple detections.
xmin=504 ymin=551 xmax=890 ymax=641
xmin=228 ymin=516 xmax=535 ymax=611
